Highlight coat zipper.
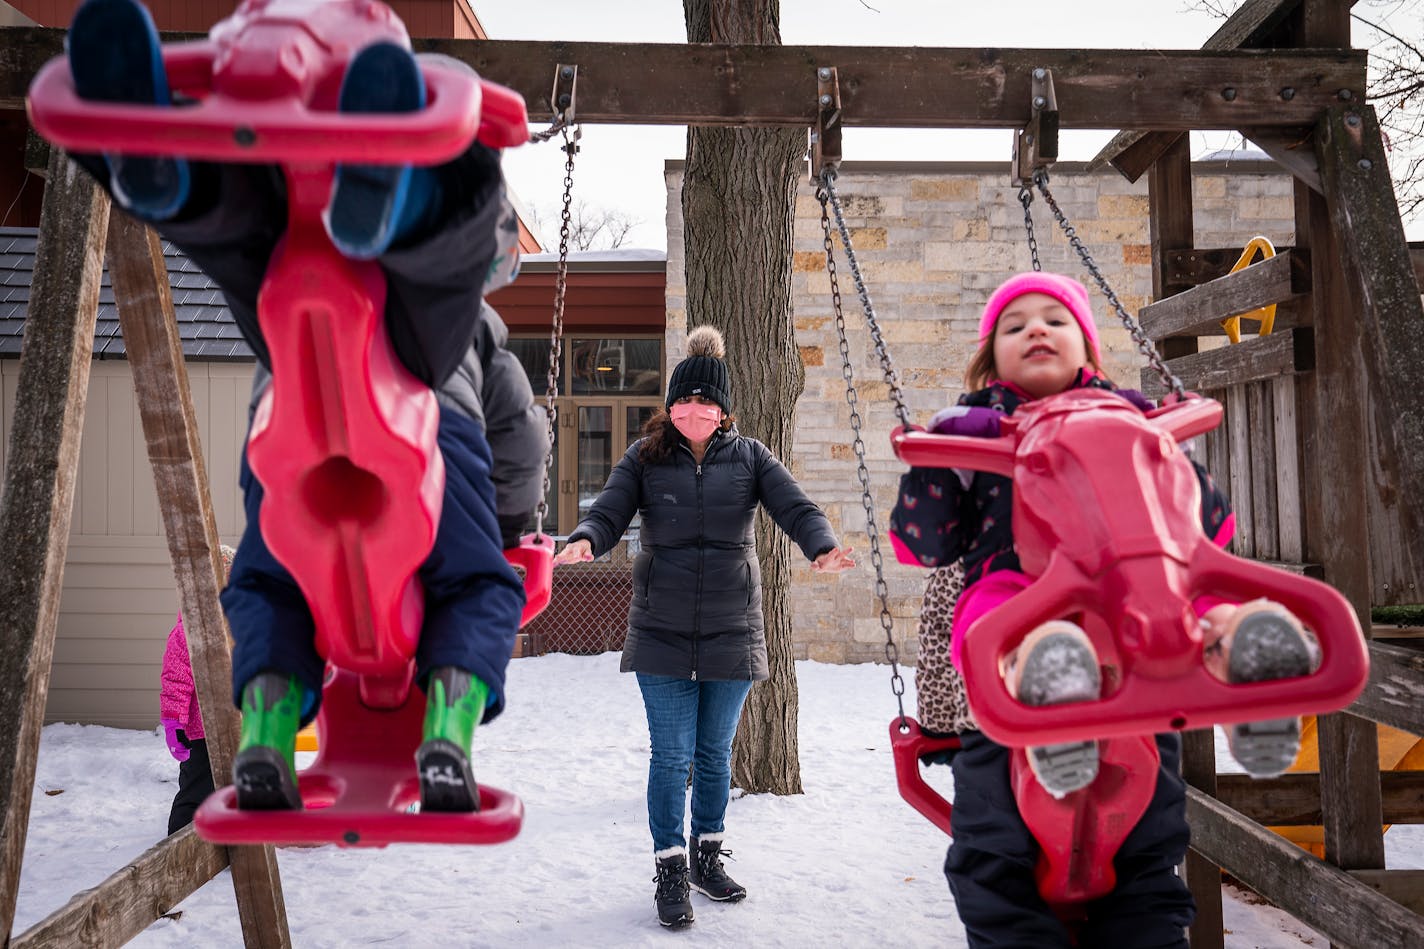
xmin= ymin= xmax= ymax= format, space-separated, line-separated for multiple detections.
xmin=692 ymin=459 xmax=704 ymax=680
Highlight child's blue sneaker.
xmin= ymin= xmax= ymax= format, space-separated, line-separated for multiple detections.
xmin=66 ymin=0 xmax=190 ymax=220
xmin=326 ymin=42 xmax=438 ymax=259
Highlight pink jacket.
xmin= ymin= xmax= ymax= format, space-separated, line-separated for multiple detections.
xmin=160 ymin=614 xmax=204 ymax=740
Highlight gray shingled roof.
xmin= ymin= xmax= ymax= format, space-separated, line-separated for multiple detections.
xmin=0 ymin=226 xmax=254 ymax=361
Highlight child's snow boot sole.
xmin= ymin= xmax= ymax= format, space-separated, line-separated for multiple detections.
xmin=327 ymin=42 xmax=423 ymax=259
xmin=1014 ymin=625 xmax=1102 ymax=797
xmin=67 ymin=0 xmax=189 ymax=219
xmin=1229 ymin=717 xmax=1303 ymax=779
xmin=1227 ymin=607 xmax=1313 ymax=778
xmin=1026 ymin=740 xmax=1101 ymax=799
xmin=233 ymin=747 xmax=302 ymax=810
xmin=416 ymin=738 xmax=479 ymax=812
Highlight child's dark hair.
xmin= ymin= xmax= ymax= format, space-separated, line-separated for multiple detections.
xmin=964 ymin=324 xmax=1111 ymax=391
xmin=637 ymin=409 xmax=735 ymax=465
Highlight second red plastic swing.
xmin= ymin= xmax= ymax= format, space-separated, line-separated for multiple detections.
xmin=29 ymin=0 xmax=550 ymax=847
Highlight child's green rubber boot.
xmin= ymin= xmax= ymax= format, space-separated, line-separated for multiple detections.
xmin=234 ymin=672 xmax=304 ymax=810
xmin=417 ymin=666 xmax=489 ymax=812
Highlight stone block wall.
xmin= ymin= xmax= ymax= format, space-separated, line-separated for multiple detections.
xmin=664 ymin=158 xmax=1294 ymax=665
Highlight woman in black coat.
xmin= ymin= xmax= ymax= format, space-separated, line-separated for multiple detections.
xmin=554 ymin=325 xmax=854 ymax=929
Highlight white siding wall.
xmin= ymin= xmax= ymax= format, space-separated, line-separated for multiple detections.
xmin=0 ymin=358 xmax=254 ymax=728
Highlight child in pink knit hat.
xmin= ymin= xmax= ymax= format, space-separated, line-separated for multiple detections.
xmin=159 ymin=544 xmax=235 ymax=834
xmin=889 ymin=271 xmax=1316 ymax=948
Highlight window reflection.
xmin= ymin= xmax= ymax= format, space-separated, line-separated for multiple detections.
xmin=570 ymin=338 xmax=662 ymax=395
xmin=578 ymin=405 xmax=613 ymax=522
xmin=508 ymin=337 xmax=563 ymax=396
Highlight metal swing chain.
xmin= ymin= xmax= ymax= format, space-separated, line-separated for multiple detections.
xmin=533 ymin=122 xmax=580 ymax=537
xmin=528 ymin=113 xmax=571 ymax=145
xmin=1030 ymin=169 xmax=1186 ymax=400
xmin=816 ymin=168 xmax=909 ymax=724
xmin=1018 ymin=184 xmax=1042 ymax=272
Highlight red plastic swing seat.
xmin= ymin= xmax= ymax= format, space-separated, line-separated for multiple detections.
xmin=889 ymin=387 xmax=1369 ymax=906
xmin=29 ymin=0 xmax=550 ymax=847
xmin=892 ymin=388 xmax=1369 ymax=747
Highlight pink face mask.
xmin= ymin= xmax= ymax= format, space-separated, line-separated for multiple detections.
xmin=669 ymin=402 xmax=722 ymax=443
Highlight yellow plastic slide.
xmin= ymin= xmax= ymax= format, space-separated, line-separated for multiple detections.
xmin=1269 ymin=716 xmax=1424 ymax=857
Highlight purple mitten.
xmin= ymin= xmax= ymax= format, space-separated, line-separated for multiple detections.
xmin=927 ymin=405 xmax=1002 ymax=439
xmin=1115 ymin=388 xmax=1156 ymax=413
xmin=162 ymin=718 xmax=190 ymax=762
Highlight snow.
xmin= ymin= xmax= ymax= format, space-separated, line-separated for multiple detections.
xmin=16 ymin=654 xmax=1421 ymax=947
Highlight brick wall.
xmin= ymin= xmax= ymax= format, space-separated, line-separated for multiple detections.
xmin=665 ymin=158 xmax=1295 ymax=665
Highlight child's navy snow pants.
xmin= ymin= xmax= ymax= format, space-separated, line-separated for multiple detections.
xmin=945 ymin=730 xmax=1195 ymax=949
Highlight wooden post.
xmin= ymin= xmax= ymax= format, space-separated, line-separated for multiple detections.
xmin=1148 ymin=132 xmax=1223 ymax=949
xmin=1301 ymin=163 xmax=1386 ymax=872
xmin=0 ymin=148 xmax=110 ymax=940
xmin=106 ymin=210 xmax=292 ymax=948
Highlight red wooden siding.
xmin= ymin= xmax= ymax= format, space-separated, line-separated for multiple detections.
xmin=488 ymin=272 xmax=667 ymax=334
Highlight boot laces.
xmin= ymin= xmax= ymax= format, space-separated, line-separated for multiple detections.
xmin=654 ymin=860 xmax=690 ymax=900
xmin=697 ymin=844 xmax=736 ymax=882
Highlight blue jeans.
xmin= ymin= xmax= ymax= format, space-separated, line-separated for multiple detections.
xmin=636 ymin=673 xmax=753 ymax=853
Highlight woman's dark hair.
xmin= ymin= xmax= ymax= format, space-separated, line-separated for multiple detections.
xmin=637 ymin=408 xmax=735 ymax=465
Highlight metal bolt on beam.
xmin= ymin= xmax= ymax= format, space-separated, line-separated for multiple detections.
xmin=1280 ymin=87 xmax=1295 ymax=100
xmin=1221 ymin=87 xmax=1237 ymax=101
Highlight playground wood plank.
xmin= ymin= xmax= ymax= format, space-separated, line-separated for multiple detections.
xmin=0 ymin=147 xmax=109 ymax=942
xmin=106 ymin=211 xmax=292 ymax=948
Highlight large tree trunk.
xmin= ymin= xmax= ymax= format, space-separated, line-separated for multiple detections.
xmin=683 ymin=0 xmax=806 ymax=795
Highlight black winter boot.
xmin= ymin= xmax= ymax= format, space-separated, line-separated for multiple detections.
xmin=653 ymin=851 xmax=695 ymax=929
xmin=690 ymin=835 xmax=747 ymax=902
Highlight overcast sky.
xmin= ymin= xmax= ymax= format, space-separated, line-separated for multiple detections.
xmin=478 ymin=1 xmax=1421 ymax=249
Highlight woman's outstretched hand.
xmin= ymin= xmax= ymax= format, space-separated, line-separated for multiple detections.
xmin=812 ymin=546 xmax=856 ymax=573
xmin=553 ymin=538 xmax=594 ymax=566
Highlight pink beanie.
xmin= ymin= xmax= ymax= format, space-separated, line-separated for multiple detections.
xmin=979 ymin=272 xmax=1101 ymax=362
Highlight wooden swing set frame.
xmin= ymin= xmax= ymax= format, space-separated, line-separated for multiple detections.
xmin=1 ymin=0 xmax=1421 ymax=946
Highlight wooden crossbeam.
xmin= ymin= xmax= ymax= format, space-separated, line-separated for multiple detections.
xmin=1140 ymin=328 xmax=1312 ymax=398
xmin=1348 ymin=641 xmax=1424 ymax=736
xmin=1138 ymin=248 xmax=1311 ymax=341
xmin=1215 ymin=771 xmax=1424 ymax=825
xmin=10 ymin=826 xmax=227 ymax=948
xmin=0 ymin=27 xmax=1366 ymax=130
xmin=1186 ymin=788 xmax=1424 ymax=948
xmin=106 ymin=210 xmax=292 ymax=948
xmin=0 ymin=146 xmax=110 ymax=943
xmin=1089 ymin=0 xmax=1312 ymax=174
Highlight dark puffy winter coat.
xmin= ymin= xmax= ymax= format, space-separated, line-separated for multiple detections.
xmin=567 ymin=428 xmax=838 ymax=681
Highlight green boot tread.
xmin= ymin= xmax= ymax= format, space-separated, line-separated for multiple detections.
xmin=417 ymin=666 xmax=490 ymax=812
xmin=234 ymin=672 xmax=304 ymax=810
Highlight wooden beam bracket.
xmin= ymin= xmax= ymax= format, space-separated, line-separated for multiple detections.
xmin=549 ymin=63 xmax=578 ymax=131
xmin=1012 ymin=67 xmax=1058 ymax=185
xmin=808 ymin=66 xmax=841 ymax=182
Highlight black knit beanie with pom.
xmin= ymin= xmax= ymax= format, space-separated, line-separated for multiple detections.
xmin=665 ymin=325 xmax=731 ymax=413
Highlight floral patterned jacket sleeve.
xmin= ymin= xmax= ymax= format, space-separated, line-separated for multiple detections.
xmin=889 ymin=466 xmax=976 ymax=568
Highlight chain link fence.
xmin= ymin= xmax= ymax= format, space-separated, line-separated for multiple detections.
xmin=518 ymin=533 xmax=638 ymax=656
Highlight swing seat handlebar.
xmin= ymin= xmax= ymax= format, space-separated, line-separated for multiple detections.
xmin=27 ymin=0 xmax=528 ymax=163
xmin=891 ymin=388 xmax=1369 ymax=746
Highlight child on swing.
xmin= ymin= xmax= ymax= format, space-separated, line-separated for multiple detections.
xmin=64 ymin=0 xmax=545 ymax=813
xmin=890 ymin=271 xmax=1318 ymax=947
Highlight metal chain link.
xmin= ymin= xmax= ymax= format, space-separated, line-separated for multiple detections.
xmin=1030 ymin=170 xmax=1186 ymax=400
xmin=819 ymin=169 xmax=911 ymax=431
xmin=533 ymin=123 xmax=579 ymax=536
xmin=816 ymin=170 xmax=907 ymax=724
xmin=1018 ymin=185 xmax=1042 ymax=272
xmin=527 ymin=113 xmax=570 ymax=145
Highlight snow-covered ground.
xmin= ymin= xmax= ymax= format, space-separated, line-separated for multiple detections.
xmin=15 ymin=654 xmax=1420 ymax=947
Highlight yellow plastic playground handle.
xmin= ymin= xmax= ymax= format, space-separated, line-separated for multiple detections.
xmin=1220 ymin=236 xmax=1277 ymax=344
